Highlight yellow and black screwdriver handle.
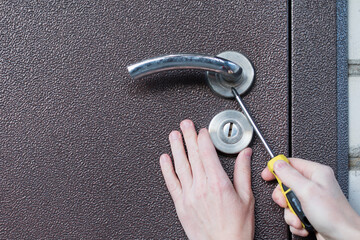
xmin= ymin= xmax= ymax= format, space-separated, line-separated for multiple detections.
xmin=267 ymin=154 xmax=314 ymax=232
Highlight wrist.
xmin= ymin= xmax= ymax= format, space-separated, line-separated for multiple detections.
xmin=338 ymin=213 xmax=360 ymax=240
xmin=348 ymin=215 xmax=360 ymax=239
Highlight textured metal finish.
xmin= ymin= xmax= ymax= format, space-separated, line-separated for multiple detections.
xmin=336 ymin=0 xmax=349 ymax=198
xmin=127 ymin=54 xmax=242 ymax=81
xmin=208 ymin=110 xmax=253 ymax=154
xmin=291 ymin=0 xmax=347 ymax=239
xmin=207 ymin=51 xmax=255 ymax=98
xmin=1 ymin=1 xmax=288 ymax=239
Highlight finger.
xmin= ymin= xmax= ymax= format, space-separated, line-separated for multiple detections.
xmin=288 ymin=157 xmax=323 ymax=177
xmin=273 ymin=160 xmax=311 ymax=195
xmin=272 ymin=185 xmax=288 ymax=208
xmin=234 ymin=148 xmax=252 ymax=196
xmin=180 ymin=120 xmax=205 ymax=180
xmin=169 ymin=130 xmax=192 ymax=188
xmin=197 ymin=128 xmax=227 ymax=179
xmin=262 ymin=157 xmax=322 ymax=182
xmin=288 ymin=158 xmax=335 ymax=186
xmin=160 ymin=154 xmax=182 ymax=202
xmin=261 ymin=166 xmax=276 ymax=181
xmin=284 ymin=208 xmax=303 ymax=230
xmin=289 ymin=226 xmax=309 ymax=237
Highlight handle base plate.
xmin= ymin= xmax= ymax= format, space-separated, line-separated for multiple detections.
xmin=206 ymin=51 xmax=255 ymax=98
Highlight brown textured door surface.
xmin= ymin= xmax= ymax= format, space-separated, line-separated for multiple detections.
xmin=1 ymin=1 xmax=290 ymax=239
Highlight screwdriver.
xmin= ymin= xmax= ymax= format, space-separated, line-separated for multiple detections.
xmin=231 ymin=87 xmax=314 ymax=232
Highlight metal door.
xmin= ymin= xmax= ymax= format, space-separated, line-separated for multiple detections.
xmin=2 ymin=1 xmax=346 ymax=239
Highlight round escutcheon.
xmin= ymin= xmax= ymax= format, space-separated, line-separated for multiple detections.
xmin=208 ymin=110 xmax=253 ymax=154
xmin=206 ymin=51 xmax=254 ymax=98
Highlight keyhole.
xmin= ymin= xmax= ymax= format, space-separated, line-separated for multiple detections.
xmin=228 ymin=122 xmax=234 ymax=137
xmin=223 ymin=122 xmax=238 ymax=138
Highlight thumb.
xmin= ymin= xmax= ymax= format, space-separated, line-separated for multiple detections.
xmin=273 ymin=160 xmax=311 ymax=197
xmin=234 ymin=148 xmax=252 ymax=197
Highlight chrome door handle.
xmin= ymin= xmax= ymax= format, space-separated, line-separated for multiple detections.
xmin=128 ymin=54 xmax=242 ymax=81
xmin=127 ymin=51 xmax=254 ymax=98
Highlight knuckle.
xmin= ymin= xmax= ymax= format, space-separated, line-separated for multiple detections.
xmin=284 ymin=215 xmax=292 ymax=226
xmin=186 ymin=192 xmax=203 ymax=208
xmin=166 ymin=184 xmax=182 ymax=202
xmin=209 ymin=178 xmax=230 ymax=194
xmin=172 ymin=191 xmax=183 ymax=203
xmin=209 ymin=182 xmax=222 ymax=194
xmin=194 ymin=188 xmax=207 ymax=200
xmin=272 ymin=186 xmax=285 ymax=206
xmin=272 ymin=189 xmax=279 ymax=202
xmin=285 ymin=210 xmax=302 ymax=229
xmin=167 ymin=182 xmax=178 ymax=193
xmin=183 ymin=196 xmax=193 ymax=208
xmin=293 ymin=219 xmax=303 ymax=229
xmin=193 ymin=180 xmax=207 ymax=200
xmin=321 ymin=165 xmax=335 ymax=179
xmin=194 ymin=180 xmax=206 ymax=192
xmin=301 ymin=182 xmax=319 ymax=199
xmin=175 ymin=163 xmax=191 ymax=176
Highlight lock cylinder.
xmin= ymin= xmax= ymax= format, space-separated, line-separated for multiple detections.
xmin=208 ymin=110 xmax=253 ymax=154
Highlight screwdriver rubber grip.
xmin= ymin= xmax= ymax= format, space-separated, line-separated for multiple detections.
xmin=267 ymin=155 xmax=314 ymax=232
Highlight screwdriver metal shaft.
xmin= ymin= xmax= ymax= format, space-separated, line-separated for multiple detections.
xmin=231 ymin=87 xmax=275 ymax=158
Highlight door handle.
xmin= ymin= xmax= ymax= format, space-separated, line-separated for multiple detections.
xmin=127 ymin=51 xmax=254 ymax=98
xmin=127 ymin=54 xmax=242 ymax=81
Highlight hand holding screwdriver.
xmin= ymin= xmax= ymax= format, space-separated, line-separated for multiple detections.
xmin=231 ymin=88 xmax=314 ymax=232
xmin=232 ymin=87 xmax=360 ymax=238
xmin=262 ymin=158 xmax=360 ymax=238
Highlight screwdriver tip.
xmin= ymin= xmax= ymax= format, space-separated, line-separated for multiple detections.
xmin=231 ymin=87 xmax=238 ymax=97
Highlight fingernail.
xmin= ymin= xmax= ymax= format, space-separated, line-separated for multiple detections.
xmin=240 ymin=148 xmax=252 ymax=160
xmin=244 ymin=148 xmax=252 ymax=158
xmin=180 ymin=119 xmax=192 ymax=128
xmin=274 ymin=160 xmax=288 ymax=171
xmin=160 ymin=154 xmax=167 ymax=163
xmin=169 ymin=131 xmax=180 ymax=140
xmin=199 ymin=128 xmax=208 ymax=134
